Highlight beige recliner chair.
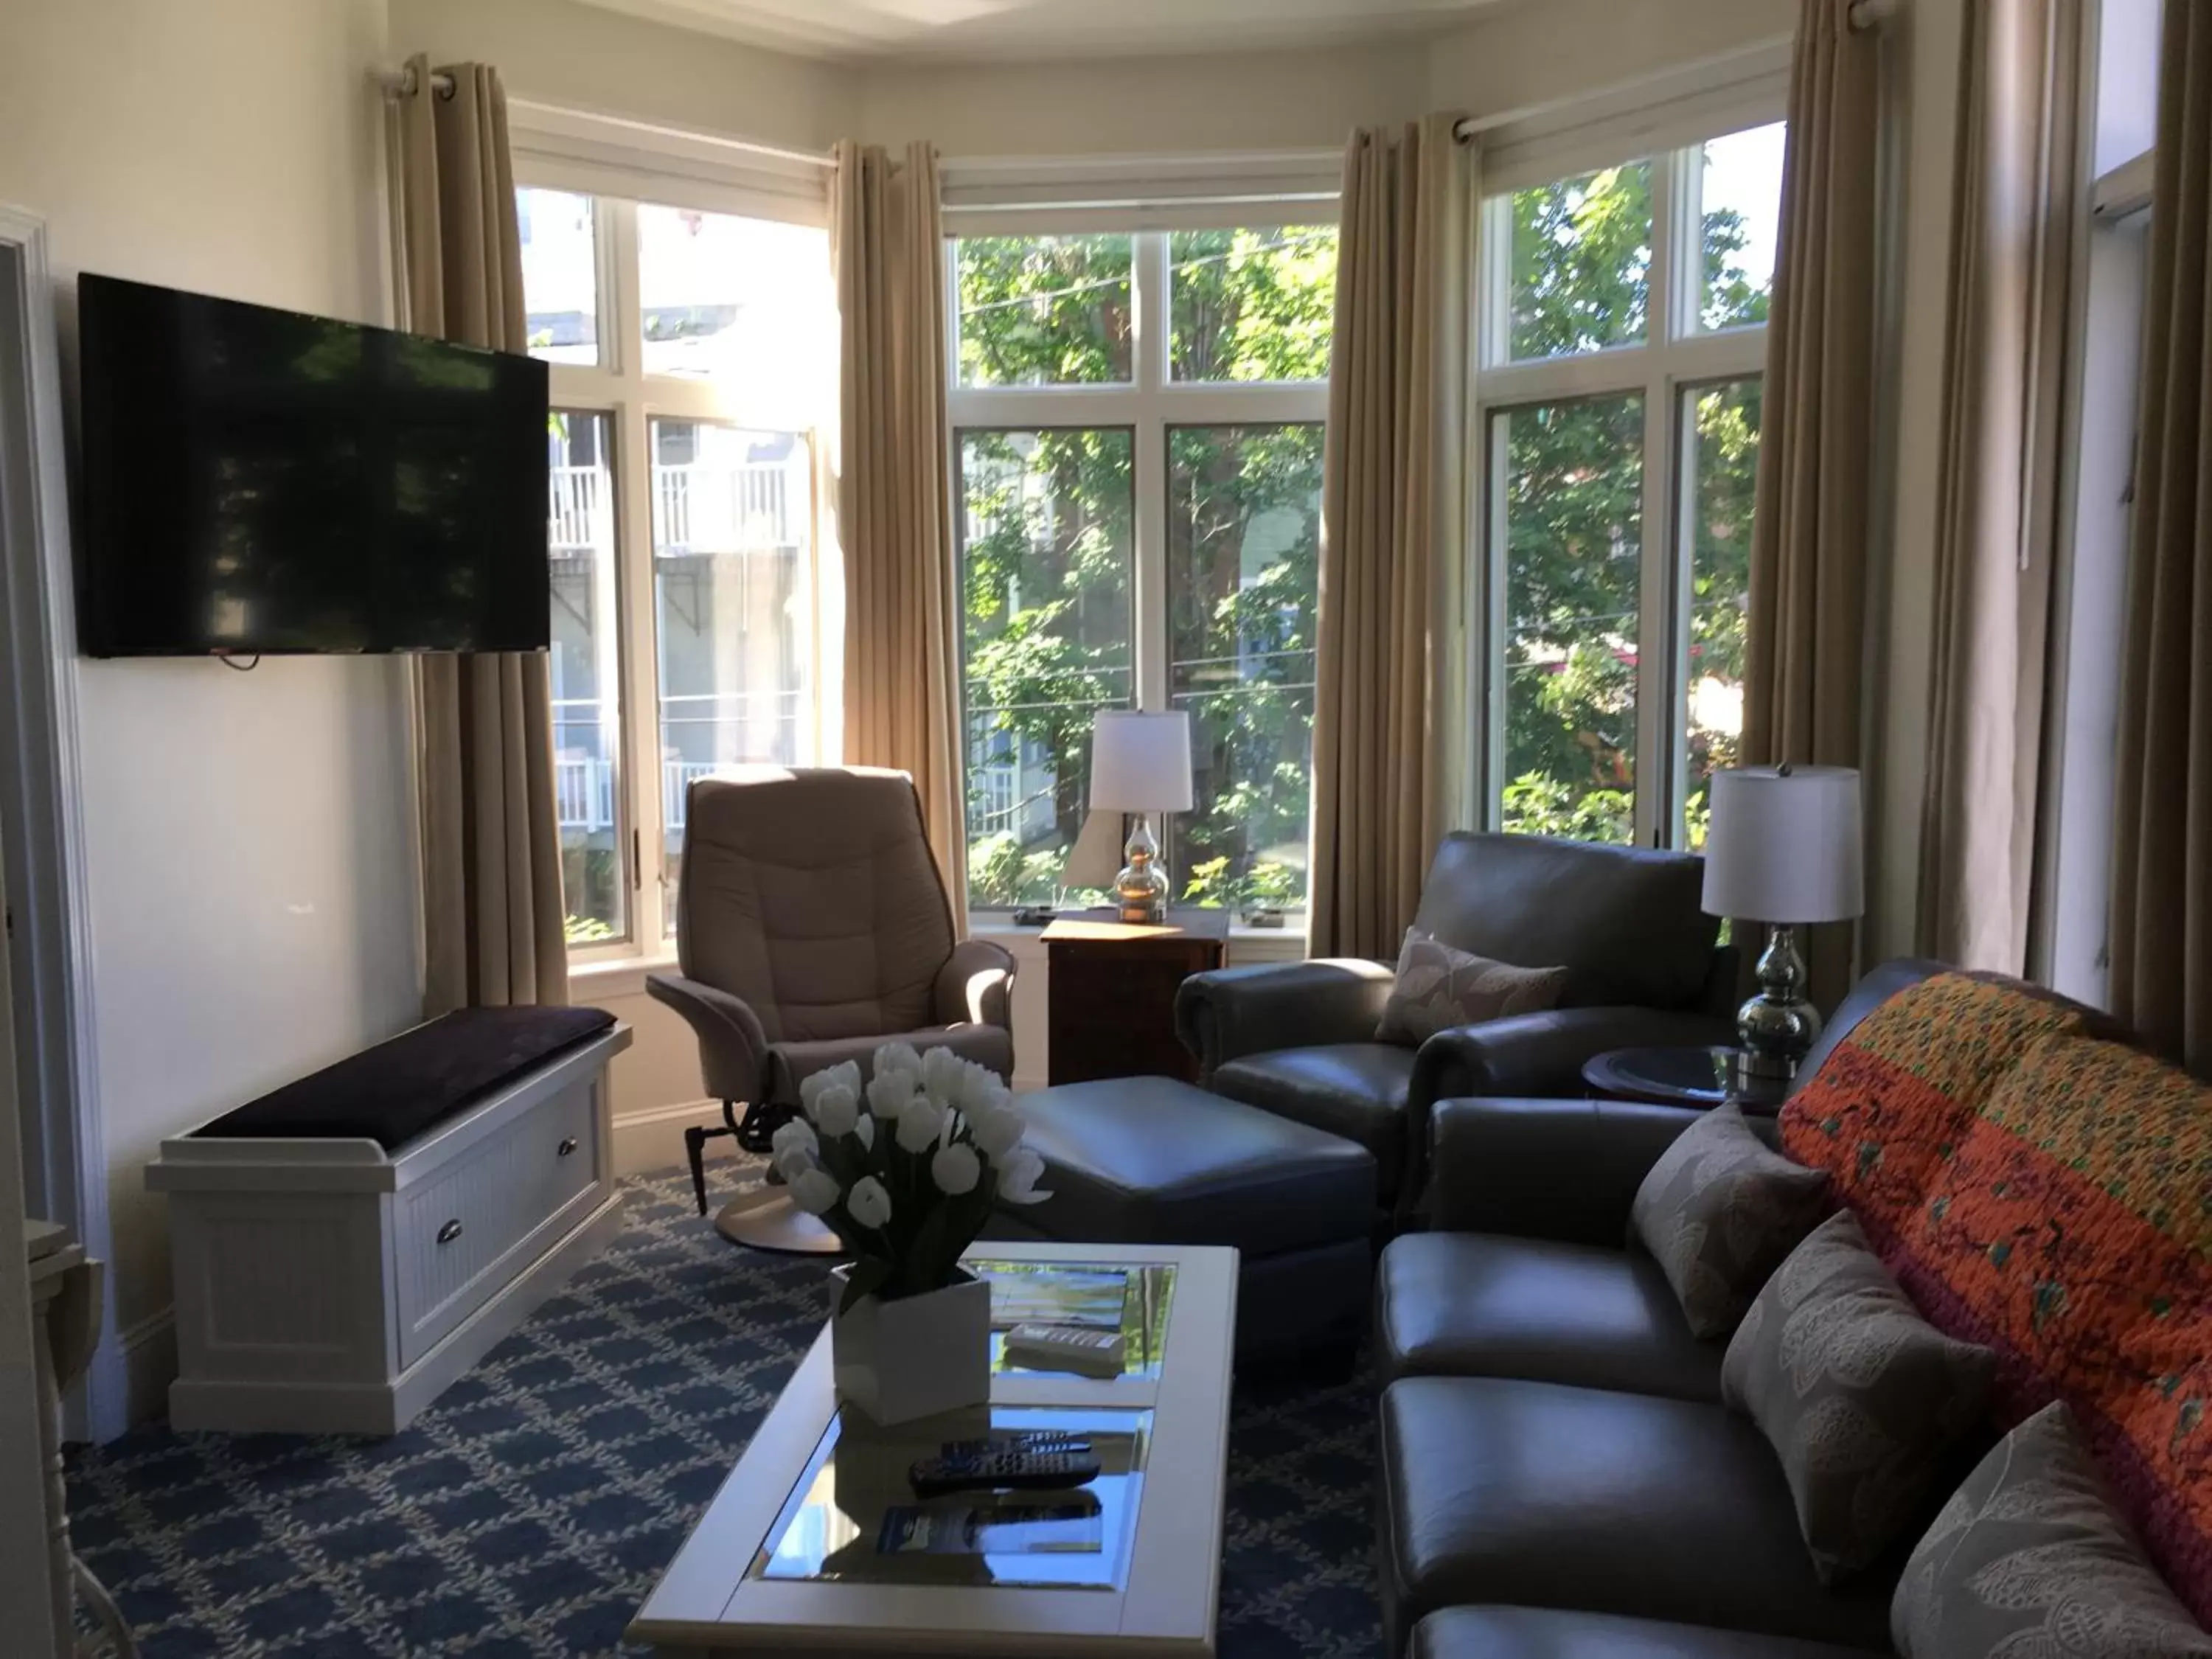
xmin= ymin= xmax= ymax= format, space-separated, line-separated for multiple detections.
xmin=648 ymin=765 xmax=1017 ymax=1251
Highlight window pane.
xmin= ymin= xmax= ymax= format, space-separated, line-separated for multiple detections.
xmin=1169 ymin=226 xmax=1338 ymax=382
xmin=959 ymin=428 xmax=1135 ymax=905
xmin=653 ymin=420 xmax=813 ymax=932
xmin=1497 ymin=394 xmax=1644 ymax=844
xmin=519 ymin=188 xmax=599 ymax=366
xmin=956 ymin=236 xmax=1134 ymax=387
xmin=1508 ymin=161 xmax=1653 ymax=361
xmin=1683 ymin=379 xmax=1762 ymax=848
xmin=1168 ymin=425 xmax=1321 ymax=915
xmin=637 ymin=206 xmax=832 ymax=384
xmin=549 ymin=410 xmax=624 ymax=942
xmin=1697 ymin=122 xmax=1785 ymax=332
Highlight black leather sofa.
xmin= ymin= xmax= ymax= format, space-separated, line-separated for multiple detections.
xmin=1176 ymin=833 xmax=1737 ymax=1231
xmin=1373 ymin=960 xmax=1944 ymax=1658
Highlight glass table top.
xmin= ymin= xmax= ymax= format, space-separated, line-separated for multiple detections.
xmin=752 ymin=1404 xmax=1153 ymax=1590
xmin=967 ymin=1257 xmax=1178 ymax=1381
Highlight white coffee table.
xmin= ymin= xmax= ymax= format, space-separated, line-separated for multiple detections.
xmin=627 ymin=1241 xmax=1238 ymax=1657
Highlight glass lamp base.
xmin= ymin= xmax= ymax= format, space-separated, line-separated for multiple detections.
xmin=1115 ymin=814 xmax=1169 ymax=925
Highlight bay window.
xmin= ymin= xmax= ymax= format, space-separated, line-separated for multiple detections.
xmin=520 ymin=183 xmax=835 ymax=958
xmin=1477 ymin=119 xmax=1783 ymax=851
xmin=949 ymin=226 xmax=1336 ymax=915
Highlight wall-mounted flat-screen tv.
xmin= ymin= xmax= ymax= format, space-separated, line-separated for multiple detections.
xmin=74 ymin=273 xmax=550 ymax=657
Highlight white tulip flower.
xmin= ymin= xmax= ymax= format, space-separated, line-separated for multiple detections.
xmin=921 ymin=1045 xmax=967 ymax=1100
xmin=800 ymin=1060 xmax=862 ymax=1124
xmin=853 ymin=1112 xmax=875 ymax=1150
xmin=813 ymin=1085 xmax=860 ymax=1138
xmin=957 ymin=1066 xmax=1009 ymax=1115
xmin=847 ymin=1175 xmax=893 ymax=1229
xmin=788 ymin=1168 xmax=839 ymax=1214
xmin=968 ymin=1101 xmax=1025 ymax=1161
xmin=866 ymin=1068 xmax=917 ymax=1121
xmin=895 ymin=1096 xmax=945 ymax=1153
xmin=772 ymin=1146 xmax=815 ymax=1186
xmin=930 ymin=1141 xmax=981 ymax=1196
xmin=872 ymin=1040 xmax=925 ymax=1083
xmin=771 ymin=1118 xmax=818 ymax=1163
xmin=997 ymin=1146 xmax=1053 ymax=1206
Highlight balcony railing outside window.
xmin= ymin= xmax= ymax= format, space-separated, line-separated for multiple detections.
xmin=552 ymin=691 xmax=804 ymax=836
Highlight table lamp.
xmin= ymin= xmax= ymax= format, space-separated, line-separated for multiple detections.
xmin=1700 ymin=764 xmax=1864 ymax=1079
xmin=1086 ymin=711 xmax=1194 ymax=925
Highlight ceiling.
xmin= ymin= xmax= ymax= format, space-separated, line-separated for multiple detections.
xmin=569 ymin=0 xmax=1516 ymax=62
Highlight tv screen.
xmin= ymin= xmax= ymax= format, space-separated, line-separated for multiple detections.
xmin=75 ymin=274 xmax=551 ymax=657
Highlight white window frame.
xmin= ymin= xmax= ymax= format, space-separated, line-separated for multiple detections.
xmin=1471 ymin=92 xmax=1783 ymax=852
xmin=943 ymin=223 xmax=1334 ymax=916
xmin=514 ymin=108 xmax=836 ymax=969
xmin=2034 ymin=0 xmax=2161 ymax=1004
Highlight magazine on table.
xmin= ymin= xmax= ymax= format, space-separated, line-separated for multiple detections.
xmin=877 ymin=1492 xmax=1105 ymax=1557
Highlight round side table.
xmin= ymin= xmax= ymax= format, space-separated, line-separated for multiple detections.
xmin=1581 ymin=1045 xmax=1790 ymax=1113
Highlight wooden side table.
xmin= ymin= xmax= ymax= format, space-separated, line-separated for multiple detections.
xmin=1040 ymin=908 xmax=1229 ymax=1085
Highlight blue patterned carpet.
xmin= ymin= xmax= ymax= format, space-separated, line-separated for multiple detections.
xmin=66 ymin=1166 xmax=1382 ymax=1658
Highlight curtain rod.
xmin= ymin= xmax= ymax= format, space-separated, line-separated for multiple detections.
xmin=372 ymin=64 xmax=452 ymax=100
xmin=369 ymin=69 xmax=835 ymax=172
xmin=1451 ymin=0 xmax=1897 ymax=144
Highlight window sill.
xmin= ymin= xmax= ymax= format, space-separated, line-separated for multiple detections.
xmin=568 ymin=952 xmax=678 ymax=1004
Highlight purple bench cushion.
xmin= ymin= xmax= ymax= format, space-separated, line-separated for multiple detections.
xmin=195 ymin=1006 xmax=616 ymax=1152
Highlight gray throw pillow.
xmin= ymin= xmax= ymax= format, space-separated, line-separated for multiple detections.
xmin=1372 ymin=928 xmax=1568 ymax=1045
xmin=1723 ymin=1209 xmax=1998 ymax=1585
xmin=1627 ymin=1103 xmax=1831 ymax=1339
xmin=1893 ymin=1402 xmax=2212 ymax=1658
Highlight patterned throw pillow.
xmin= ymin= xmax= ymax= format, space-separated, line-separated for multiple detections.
xmin=1893 ymin=1402 xmax=2212 ymax=1658
xmin=1627 ymin=1103 xmax=1832 ymax=1339
xmin=1723 ymin=1209 xmax=1999 ymax=1585
xmin=1372 ymin=929 xmax=1568 ymax=1045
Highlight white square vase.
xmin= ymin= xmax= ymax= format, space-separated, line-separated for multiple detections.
xmin=829 ymin=1268 xmax=992 ymax=1425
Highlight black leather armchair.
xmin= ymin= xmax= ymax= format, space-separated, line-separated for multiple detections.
xmin=1175 ymin=832 xmax=1736 ymax=1227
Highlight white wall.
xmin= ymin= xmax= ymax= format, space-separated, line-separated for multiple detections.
xmin=0 ymin=0 xmax=418 ymax=1423
xmin=855 ymin=43 xmax=1423 ymax=155
xmin=1427 ymin=0 xmax=1795 ymax=114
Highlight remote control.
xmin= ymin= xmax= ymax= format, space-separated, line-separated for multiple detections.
xmin=1003 ymin=1321 xmax=1126 ymax=1377
xmin=938 ymin=1430 xmax=1091 ymax=1460
xmin=908 ymin=1447 xmax=1102 ymax=1500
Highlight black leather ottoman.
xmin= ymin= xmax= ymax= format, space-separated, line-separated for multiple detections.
xmin=988 ymin=1076 xmax=1377 ymax=1364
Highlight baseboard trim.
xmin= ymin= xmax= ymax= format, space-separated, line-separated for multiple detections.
xmin=610 ymin=1097 xmax=728 ymax=1177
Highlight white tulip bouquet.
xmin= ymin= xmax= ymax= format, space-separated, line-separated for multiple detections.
xmin=772 ymin=1042 xmax=1051 ymax=1314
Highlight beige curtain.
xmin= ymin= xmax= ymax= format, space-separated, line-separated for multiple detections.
xmin=1916 ymin=2 xmax=2082 ymax=974
xmin=395 ymin=55 xmax=568 ymax=1012
xmin=1741 ymin=0 xmax=1880 ymax=1011
xmin=1310 ymin=117 xmax=1467 ymax=960
xmin=2111 ymin=2 xmax=2212 ymax=1074
xmin=831 ymin=141 xmax=966 ymax=919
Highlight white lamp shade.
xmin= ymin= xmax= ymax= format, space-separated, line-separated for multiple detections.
xmin=1059 ymin=808 xmax=1127 ymax=890
xmin=1088 ymin=711 xmax=1194 ymax=814
xmin=1700 ymin=765 xmax=1865 ymax=923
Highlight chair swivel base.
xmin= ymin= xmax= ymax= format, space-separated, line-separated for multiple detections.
xmin=684 ymin=1097 xmax=844 ymax=1256
xmin=713 ymin=1183 xmax=844 ymax=1254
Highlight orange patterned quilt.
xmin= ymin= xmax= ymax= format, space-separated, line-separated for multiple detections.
xmin=1780 ymin=971 xmax=2212 ymax=1624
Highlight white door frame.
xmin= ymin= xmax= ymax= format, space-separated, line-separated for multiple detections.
xmin=0 ymin=206 xmax=120 ymax=1441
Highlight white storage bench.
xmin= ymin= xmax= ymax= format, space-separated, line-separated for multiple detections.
xmin=146 ymin=1008 xmax=632 ymax=1436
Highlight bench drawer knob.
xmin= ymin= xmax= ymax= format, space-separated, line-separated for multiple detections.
xmin=557 ymin=1136 xmax=579 ymax=1158
xmin=437 ymin=1218 xmax=464 ymax=1245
